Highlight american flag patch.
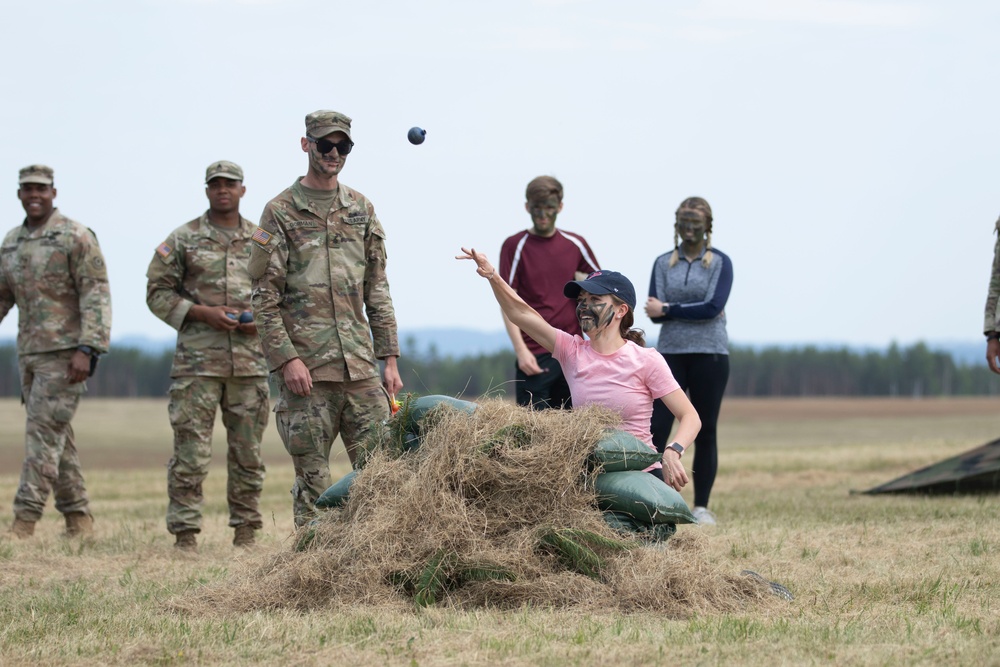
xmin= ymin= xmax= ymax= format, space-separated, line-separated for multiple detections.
xmin=156 ymin=242 xmax=172 ymax=258
xmin=251 ymin=227 xmax=272 ymax=246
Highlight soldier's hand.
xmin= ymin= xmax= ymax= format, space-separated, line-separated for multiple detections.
xmin=283 ymin=358 xmax=313 ymax=396
xmin=382 ymin=356 xmax=403 ymax=396
xmin=237 ymin=321 xmax=258 ymax=336
xmin=193 ymin=305 xmax=240 ymax=331
xmin=68 ymin=351 xmax=91 ymax=384
xmin=988 ymin=339 xmax=1000 ymax=375
xmin=516 ymin=349 xmax=545 ymax=376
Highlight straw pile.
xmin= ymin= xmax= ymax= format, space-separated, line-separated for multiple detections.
xmin=179 ymin=399 xmax=773 ymax=615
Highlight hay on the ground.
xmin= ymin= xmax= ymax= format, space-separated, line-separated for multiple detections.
xmin=175 ymin=399 xmax=774 ymax=615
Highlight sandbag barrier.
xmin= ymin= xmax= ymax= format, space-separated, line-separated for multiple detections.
xmin=191 ymin=397 xmax=784 ymax=615
xmin=317 ymin=394 xmax=695 ymax=536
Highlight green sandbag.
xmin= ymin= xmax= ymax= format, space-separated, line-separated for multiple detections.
xmin=315 ymin=469 xmax=357 ymax=509
xmin=402 ymin=395 xmax=477 ymax=433
xmin=602 ymin=510 xmax=677 ymax=542
xmin=591 ymin=429 xmax=661 ymax=472
xmin=594 ymin=471 xmax=697 ymax=524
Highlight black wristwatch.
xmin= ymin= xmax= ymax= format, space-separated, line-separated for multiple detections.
xmin=987 ymin=332 xmax=1000 ymax=342
xmin=77 ymin=345 xmax=98 ymax=357
xmin=666 ymin=442 xmax=684 ymax=458
xmin=661 ymin=303 xmax=669 ymax=315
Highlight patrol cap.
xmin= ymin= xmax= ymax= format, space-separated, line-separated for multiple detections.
xmin=19 ymin=165 xmax=54 ymax=186
xmin=205 ymin=160 xmax=244 ymax=183
xmin=305 ymin=110 xmax=352 ymax=139
xmin=564 ymin=270 xmax=637 ymax=310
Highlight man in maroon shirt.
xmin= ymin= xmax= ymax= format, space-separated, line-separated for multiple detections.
xmin=499 ymin=176 xmax=600 ymax=409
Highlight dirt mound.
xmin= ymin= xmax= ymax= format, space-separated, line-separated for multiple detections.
xmin=175 ymin=399 xmax=773 ymax=615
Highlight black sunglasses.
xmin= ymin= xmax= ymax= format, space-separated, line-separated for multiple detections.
xmin=308 ymin=135 xmax=354 ymax=156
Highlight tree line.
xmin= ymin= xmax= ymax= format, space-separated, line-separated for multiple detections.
xmin=1 ymin=341 xmax=997 ymax=399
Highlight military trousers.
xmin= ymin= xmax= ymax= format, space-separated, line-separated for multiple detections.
xmin=13 ymin=349 xmax=89 ymax=522
xmin=166 ymin=376 xmax=269 ymax=535
xmin=274 ymin=375 xmax=389 ymax=527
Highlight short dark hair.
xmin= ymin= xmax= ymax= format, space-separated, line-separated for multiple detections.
xmin=525 ymin=176 xmax=563 ymax=204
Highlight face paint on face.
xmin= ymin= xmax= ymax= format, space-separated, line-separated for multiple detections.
xmin=527 ymin=195 xmax=561 ymax=237
xmin=306 ymin=131 xmax=348 ymax=179
xmin=675 ymin=208 xmax=708 ymax=243
xmin=576 ymin=294 xmax=616 ymax=337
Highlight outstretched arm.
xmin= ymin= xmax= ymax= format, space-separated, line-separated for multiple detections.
xmin=457 ymin=247 xmax=558 ymax=354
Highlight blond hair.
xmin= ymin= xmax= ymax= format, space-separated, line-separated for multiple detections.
xmin=668 ymin=196 xmax=714 ymax=268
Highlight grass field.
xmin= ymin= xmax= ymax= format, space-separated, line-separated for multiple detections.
xmin=1 ymin=397 xmax=999 ymax=666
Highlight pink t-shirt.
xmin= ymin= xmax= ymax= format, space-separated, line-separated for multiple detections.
xmin=553 ymin=331 xmax=680 ymax=468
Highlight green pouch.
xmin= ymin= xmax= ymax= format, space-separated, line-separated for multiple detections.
xmin=591 ymin=429 xmax=661 ymax=472
xmin=594 ymin=471 xmax=697 ymax=524
xmin=315 ymin=469 xmax=357 ymax=509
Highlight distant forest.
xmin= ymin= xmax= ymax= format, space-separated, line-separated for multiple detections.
xmin=2 ymin=341 xmax=999 ymax=399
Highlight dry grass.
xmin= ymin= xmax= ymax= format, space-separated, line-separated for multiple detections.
xmin=1 ymin=396 xmax=999 ymax=665
xmin=177 ymin=400 xmax=771 ymax=616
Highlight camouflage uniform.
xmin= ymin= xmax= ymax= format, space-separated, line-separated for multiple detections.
xmin=146 ymin=204 xmax=269 ymax=536
xmin=984 ymin=216 xmax=1000 ymax=335
xmin=0 ymin=168 xmax=111 ymax=524
xmin=249 ymin=116 xmax=399 ymax=526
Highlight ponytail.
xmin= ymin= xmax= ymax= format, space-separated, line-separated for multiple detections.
xmin=702 ymin=230 xmax=714 ymax=268
xmin=615 ymin=300 xmax=645 ymax=347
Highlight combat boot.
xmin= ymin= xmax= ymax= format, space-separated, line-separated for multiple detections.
xmin=10 ymin=518 xmax=35 ymax=539
xmin=233 ymin=525 xmax=255 ymax=548
xmin=174 ymin=530 xmax=198 ymax=552
xmin=64 ymin=512 xmax=94 ymax=538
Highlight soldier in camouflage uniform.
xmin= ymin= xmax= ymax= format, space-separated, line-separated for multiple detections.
xmin=0 ymin=165 xmax=111 ymax=539
xmin=985 ymin=215 xmax=1000 ymax=374
xmin=249 ymin=110 xmax=402 ymax=528
xmin=146 ymin=161 xmax=269 ymax=550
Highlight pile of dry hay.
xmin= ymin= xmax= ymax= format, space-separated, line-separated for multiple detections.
xmin=180 ymin=399 xmax=775 ymax=615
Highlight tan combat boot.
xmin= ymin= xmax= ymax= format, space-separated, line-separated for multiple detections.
xmin=233 ymin=525 xmax=255 ymax=548
xmin=10 ymin=518 xmax=36 ymax=539
xmin=64 ymin=512 xmax=94 ymax=538
xmin=174 ymin=530 xmax=198 ymax=552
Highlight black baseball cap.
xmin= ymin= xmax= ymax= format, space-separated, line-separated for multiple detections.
xmin=564 ymin=270 xmax=636 ymax=310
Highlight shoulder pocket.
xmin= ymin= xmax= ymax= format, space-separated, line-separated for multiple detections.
xmin=248 ymin=242 xmax=274 ymax=279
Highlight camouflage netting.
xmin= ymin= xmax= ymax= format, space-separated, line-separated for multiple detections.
xmin=175 ymin=399 xmax=774 ymax=615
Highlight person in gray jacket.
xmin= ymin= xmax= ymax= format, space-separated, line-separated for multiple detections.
xmin=644 ymin=196 xmax=733 ymax=526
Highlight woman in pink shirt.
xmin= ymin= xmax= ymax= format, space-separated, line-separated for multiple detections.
xmin=458 ymin=247 xmax=701 ymax=491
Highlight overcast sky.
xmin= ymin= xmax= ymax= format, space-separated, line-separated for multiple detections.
xmin=2 ymin=0 xmax=998 ymax=348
